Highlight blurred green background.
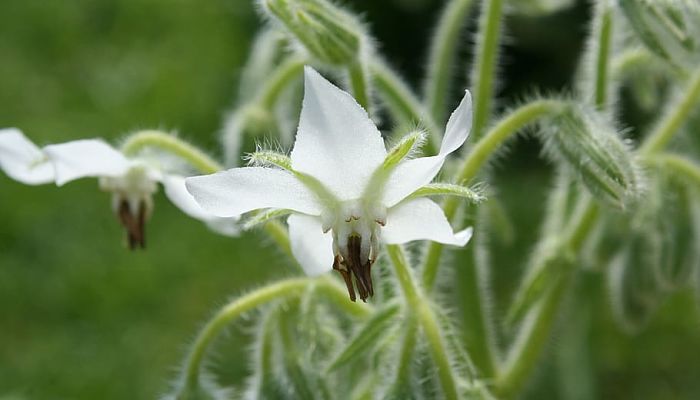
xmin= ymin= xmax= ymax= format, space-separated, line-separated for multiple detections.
xmin=1 ymin=0 xmax=699 ymax=399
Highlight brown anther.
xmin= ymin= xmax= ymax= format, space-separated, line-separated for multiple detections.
xmin=333 ymin=255 xmax=356 ymax=302
xmin=374 ymin=219 xmax=386 ymax=226
xmin=332 ymin=235 xmax=375 ymax=302
xmin=117 ymin=199 xmax=146 ymax=250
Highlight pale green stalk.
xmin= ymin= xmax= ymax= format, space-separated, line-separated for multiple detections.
xmin=386 ymin=245 xmax=459 ymax=400
xmin=178 ymin=278 xmax=370 ymax=393
xmin=651 ymin=153 xmax=700 ymax=187
xmin=422 ymin=99 xmax=564 ymax=289
xmin=263 ymin=220 xmax=294 ymax=259
xmin=639 ymin=67 xmax=700 ymax=155
xmin=257 ymin=56 xmax=306 ymax=109
xmin=348 ymin=61 xmax=371 ymax=113
xmin=493 ymin=5 xmax=615 ymax=393
xmin=121 ymin=130 xmax=222 ymax=174
xmin=425 ymin=0 xmax=476 ymax=124
xmin=593 ymin=4 xmax=613 ymax=109
xmin=494 ymin=199 xmax=599 ymax=398
xmin=470 ymin=0 xmax=505 ymax=139
xmin=370 ymin=60 xmax=441 ymax=154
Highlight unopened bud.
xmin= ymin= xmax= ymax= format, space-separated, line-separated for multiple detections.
xmin=620 ymin=0 xmax=700 ymax=71
xmin=262 ymin=0 xmax=364 ymax=66
xmin=539 ymin=104 xmax=643 ymax=209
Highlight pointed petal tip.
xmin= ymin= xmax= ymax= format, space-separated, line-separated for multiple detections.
xmin=454 ymin=226 xmax=474 ymax=247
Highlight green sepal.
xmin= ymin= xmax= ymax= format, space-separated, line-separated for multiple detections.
xmin=407 ymin=182 xmax=486 ymax=204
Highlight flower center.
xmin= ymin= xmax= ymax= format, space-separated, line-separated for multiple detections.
xmin=326 ymin=200 xmax=386 ymax=302
xmin=99 ymin=165 xmax=158 ymax=250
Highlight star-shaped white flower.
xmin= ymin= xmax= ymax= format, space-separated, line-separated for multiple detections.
xmin=0 ymin=128 xmax=239 ymax=248
xmin=186 ymin=67 xmax=473 ymax=301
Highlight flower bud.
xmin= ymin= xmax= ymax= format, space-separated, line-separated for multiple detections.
xmin=539 ymin=104 xmax=643 ymax=209
xmin=261 ymin=0 xmax=364 ymax=66
xmin=620 ymin=0 xmax=700 ymax=71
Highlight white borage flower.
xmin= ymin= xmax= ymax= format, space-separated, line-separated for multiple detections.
xmin=186 ymin=67 xmax=474 ymax=301
xmin=0 ymin=128 xmax=239 ymax=249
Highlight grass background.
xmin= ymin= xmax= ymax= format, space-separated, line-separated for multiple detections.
xmin=1 ymin=0 xmax=699 ymax=399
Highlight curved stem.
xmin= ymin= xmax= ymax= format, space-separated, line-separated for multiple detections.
xmin=424 ymin=0 xmax=476 ymax=124
xmin=121 ymin=130 xmax=222 ymax=174
xmin=648 ymin=153 xmax=700 ymax=187
xmin=370 ymin=60 xmax=441 ymax=154
xmin=179 ymin=278 xmax=370 ymax=392
xmin=639 ymin=67 xmax=700 ymax=155
xmin=257 ymin=56 xmax=306 ymax=109
xmin=263 ymin=220 xmax=294 ymax=259
xmin=494 ymin=199 xmax=599 ymax=398
xmin=422 ymin=99 xmax=563 ymax=290
xmin=470 ymin=0 xmax=505 ymax=140
xmin=348 ymin=61 xmax=371 ymax=113
xmin=386 ymin=245 xmax=459 ymax=400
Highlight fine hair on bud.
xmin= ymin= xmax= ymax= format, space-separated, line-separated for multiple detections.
xmin=537 ymin=103 xmax=644 ymax=210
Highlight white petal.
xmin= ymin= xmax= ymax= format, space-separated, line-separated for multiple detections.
xmin=43 ymin=139 xmax=130 ymax=186
xmin=381 ymin=91 xmax=472 ymax=207
xmin=288 ymin=214 xmax=334 ymax=276
xmin=185 ymin=167 xmax=323 ymax=218
xmin=162 ymin=174 xmax=241 ymax=237
xmin=381 ymin=198 xmax=473 ymax=246
xmin=290 ymin=67 xmax=387 ymax=200
xmin=0 ymin=128 xmax=55 ymax=185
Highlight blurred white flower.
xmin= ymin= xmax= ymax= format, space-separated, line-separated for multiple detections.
xmin=186 ymin=67 xmax=473 ymax=301
xmin=0 ymin=128 xmax=239 ymax=248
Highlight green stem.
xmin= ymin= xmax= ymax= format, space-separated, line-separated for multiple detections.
xmin=386 ymin=245 xmax=459 ymax=400
xmin=422 ymin=100 xmax=563 ymax=289
xmin=425 ymin=0 xmax=476 ymax=124
xmin=179 ymin=278 xmax=370 ymax=392
xmin=494 ymin=199 xmax=599 ymax=398
xmin=649 ymin=153 xmax=700 ymax=187
xmin=370 ymin=60 xmax=441 ymax=154
xmin=470 ymin=0 xmax=505 ymax=139
xmin=639 ymin=67 xmax=700 ymax=155
xmin=257 ymin=56 xmax=306 ymax=109
xmin=394 ymin=316 xmax=419 ymax=388
xmin=263 ymin=220 xmax=294 ymax=259
xmin=121 ymin=130 xmax=222 ymax=174
xmin=593 ymin=4 xmax=613 ymax=110
xmin=348 ymin=61 xmax=371 ymax=113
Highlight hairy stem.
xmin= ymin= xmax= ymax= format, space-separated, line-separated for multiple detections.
xmin=386 ymin=245 xmax=459 ymax=400
xmin=649 ymin=153 xmax=700 ymax=187
xmin=121 ymin=130 xmax=222 ymax=174
xmin=178 ymin=278 xmax=370 ymax=392
xmin=348 ymin=61 xmax=371 ymax=113
xmin=639 ymin=67 xmax=700 ymax=155
xmin=422 ymin=99 xmax=563 ymax=289
xmin=593 ymin=3 xmax=613 ymax=109
xmin=370 ymin=60 xmax=441 ymax=154
xmin=470 ymin=0 xmax=505 ymax=139
xmin=495 ymin=199 xmax=599 ymax=398
xmin=257 ymin=56 xmax=306 ymax=109
xmin=425 ymin=0 xmax=476 ymax=124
